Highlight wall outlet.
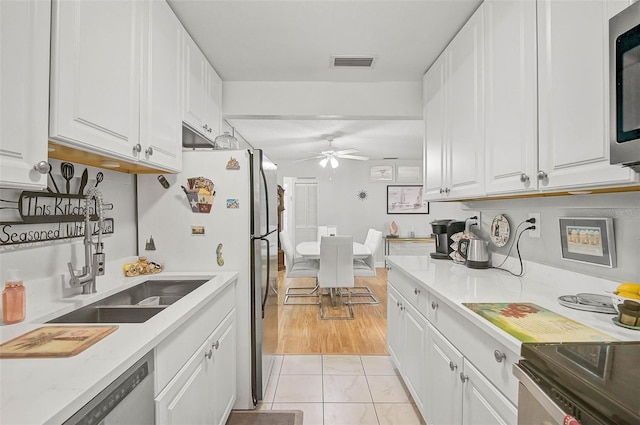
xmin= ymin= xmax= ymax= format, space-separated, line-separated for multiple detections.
xmin=465 ymin=211 xmax=481 ymax=232
xmin=528 ymin=213 xmax=541 ymax=238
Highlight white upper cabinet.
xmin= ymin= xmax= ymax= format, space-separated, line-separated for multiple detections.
xmin=484 ymin=0 xmax=538 ymax=195
xmin=423 ymin=4 xmax=485 ymax=201
xmin=50 ymin=0 xmax=142 ymax=160
xmin=537 ymin=0 xmax=637 ymax=190
xmin=0 ymin=0 xmax=50 ymax=190
xmin=139 ymin=0 xmax=183 ymax=172
xmin=183 ymin=33 xmax=222 ymax=142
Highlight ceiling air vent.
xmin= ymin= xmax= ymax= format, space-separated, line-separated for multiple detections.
xmin=331 ymin=56 xmax=376 ymax=68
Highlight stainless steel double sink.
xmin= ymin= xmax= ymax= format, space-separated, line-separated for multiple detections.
xmin=47 ymin=279 xmax=209 ymax=324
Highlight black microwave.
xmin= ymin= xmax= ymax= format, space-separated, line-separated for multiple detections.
xmin=610 ymin=1 xmax=640 ymax=172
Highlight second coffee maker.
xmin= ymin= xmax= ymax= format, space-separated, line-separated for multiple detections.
xmin=430 ymin=219 xmax=465 ymax=259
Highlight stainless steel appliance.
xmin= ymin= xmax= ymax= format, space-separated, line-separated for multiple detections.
xmin=610 ymin=1 xmax=640 ymax=171
xmin=63 ymin=352 xmax=154 ymax=424
xmin=513 ymin=341 xmax=640 ymax=425
xmin=137 ymin=146 xmax=278 ymax=408
xmin=458 ymin=239 xmax=490 ymax=269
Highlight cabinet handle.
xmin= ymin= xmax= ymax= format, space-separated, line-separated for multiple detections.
xmin=396 ymin=301 xmax=401 ymax=307
xmin=519 ymin=173 xmax=529 ymax=183
xmin=213 ymin=340 xmax=220 ymax=350
xmin=414 ymin=288 xmax=420 ymax=295
xmin=431 ymin=301 xmax=438 ymax=310
xmin=203 ymin=124 xmax=209 ymax=131
xmin=449 ymin=361 xmax=457 ymax=371
xmin=439 ymin=188 xmax=444 ymax=194
xmin=459 ymin=372 xmax=468 ymax=383
xmin=208 ymin=127 xmax=212 ymax=133
xmin=133 ymin=143 xmax=142 ymax=154
xmin=33 ymin=161 xmax=49 ymax=174
xmin=536 ymin=170 xmax=547 ymax=181
xmin=400 ymin=305 xmax=405 ymax=311
xmin=444 ymin=187 xmax=450 ymax=194
xmin=494 ymin=350 xmax=506 ymax=363
xmin=205 ymin=349 xmax=213 ymax=360
xmin=145 ymin=147 xmax=153 ymax=156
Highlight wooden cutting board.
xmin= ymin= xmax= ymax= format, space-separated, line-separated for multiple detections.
xmin=0 ymin=326 xmax=118 ymax=358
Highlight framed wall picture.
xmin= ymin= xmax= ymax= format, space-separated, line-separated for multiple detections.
xmin=370 ymin=165 xmax=394 ymax=182
xmin=396 ymin=165 xmax=422 ymax=182
xmin=558 ymin=217 xmax=616 ymax=267
xmin=387 ymin=185 xmax=429 ymax=214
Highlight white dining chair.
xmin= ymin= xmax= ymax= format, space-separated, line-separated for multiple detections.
xmin=317 ymin=236 xmax=354 ymax=319
xmin=317 ymin=226 xmax=329 ymax=240
xmin=281 ymin=230 xmax=320 ymax=305
xmin=350 ymin=228 xmax=382 ymax=304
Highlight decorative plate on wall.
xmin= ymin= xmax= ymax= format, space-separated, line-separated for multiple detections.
xmin=490 ymin=214 xmax=510 ymax=247
xmin=356 ymin=189 xmax=368 ymax=201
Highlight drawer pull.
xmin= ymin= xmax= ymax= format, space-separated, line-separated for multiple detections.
xmin=414 ymin=288 xmax=420 ymax=295
xmin=205 ymin=349 xmax=213 ymax=360
xmin=213 ymin=340 xmax=220 ymax=350
xmin=494 ymin=350 xmax=506 ymax=363
xmin=459 ymin=372 xmax=468 ymax=383
xmin=400 ymin=305 xmax=405 ymax=311
xmin=431 ymin=301 xmax=438 ymax=310
xmin=449 ymin=361 xmax=457 ymax=371
xmin=396 ymin=301 xmax=401 ymax=307
xmin=133 ymin=143 xmax=142 ymax=154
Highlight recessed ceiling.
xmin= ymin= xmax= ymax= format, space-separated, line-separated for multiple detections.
xmin=167 ymin=0 xmax=482 ymax=161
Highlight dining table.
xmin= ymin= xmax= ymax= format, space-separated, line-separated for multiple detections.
xmin=296 ymin=240 xmax=371 ymax=259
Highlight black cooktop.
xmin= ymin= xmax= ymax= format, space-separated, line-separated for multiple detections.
xmin=520 ymin=341 xmax=640 ymax=425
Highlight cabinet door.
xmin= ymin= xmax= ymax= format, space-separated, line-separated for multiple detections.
xmin=426 ymin=324 xmax=463 ymax=425
xmin=50 ymin=0 xmax=141 ymax=160
xmin=402 ymin=302 xmax=428 ymax=417
xmin=0 ymin=0 xmax=50 ymax=190
xmin=210 ymin=311 xmax=236 ymax=425
xmin=139 ymin=0 xmax=182 ymax=172
xmin=183 ymin=32 xmax=208 ymax=136
xmin=461 ymin=360 xmax=517 ymax=425
xmin=205 ymin=65 xmax=223 ymax=142
xmin=386 ymin=285 xmax=404 ymax=370
xmin=447 ymin=5 xmax=485 ymax=199
xmin=156 ymin=339 xmax=211 ymax=425
xmin=423 ymin=55 xmax=447 ymax=200
xmin=537 ymin=0 xmax=636 ymax=190
xmin=484 ymin=0 xmax=538 ymax=195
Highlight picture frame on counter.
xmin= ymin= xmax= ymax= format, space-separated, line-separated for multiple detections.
xmin=558 ymin=217 xmax=616 ymax=268
xmin=386 ymin=185 xmax=429 ymax=214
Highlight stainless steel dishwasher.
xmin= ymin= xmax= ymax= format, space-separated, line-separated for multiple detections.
xmin=63 ymin=351 xmax=154 ymax=425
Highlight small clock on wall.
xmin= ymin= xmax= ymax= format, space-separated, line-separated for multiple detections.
xmin=356 ymin=189 xmax=368 ymax=201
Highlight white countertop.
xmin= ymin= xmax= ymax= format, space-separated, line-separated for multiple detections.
xmin=386 ymin=255 xmax=640 ymax=355
xmin=0 ymin=270 xmax=238 ymax=425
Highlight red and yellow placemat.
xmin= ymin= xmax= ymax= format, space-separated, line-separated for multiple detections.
xmin=0 ymin=326 xmax=117 ymax=358
xmin=463 ymin=303 xmax=615 ymax=343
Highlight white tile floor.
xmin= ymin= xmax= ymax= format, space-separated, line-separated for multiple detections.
xmin=259 ymin=355 xmax=425 ymax=425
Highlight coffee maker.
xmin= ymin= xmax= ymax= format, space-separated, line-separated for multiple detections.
xmin=430 ymin=219 xmax=465 ymax=259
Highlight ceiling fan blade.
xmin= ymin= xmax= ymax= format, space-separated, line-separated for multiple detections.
xmin=333 ymin=149 xmax=358 ymax=156
xmin=337 ymin=154 xmax=369 ymax=161
xmin=293 ymin=155 xmax=324 ymax=162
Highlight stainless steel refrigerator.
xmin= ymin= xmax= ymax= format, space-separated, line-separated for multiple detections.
xmin=137 ymin=148 xmax=278 ymax=409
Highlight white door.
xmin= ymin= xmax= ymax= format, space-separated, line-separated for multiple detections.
xmin=402 ymin=301 xmax=428 ymax=416
xmin=386 ymin=285 xmax=404 ymax=371
xmin=210 ymin=312 xmax=236 ymax=425
xmin=139 ymin=0 xmax=182 ymax=172
xmin=0 ymin=0 xmax=50 ymax=190
xmin=205 ymin=64 xmax=223 ymax=142
xmin=426 ymin=324 xmax=463 ymax=425
xmin=447 ymin=4 xmax=485 ymax=199
xmin=537 ymin=0 xmax=635 ymax=190
xmin=462 ymin=360 xmax=517 ymax=425
xmin=49 ymin=0 xmax=141 ymax=160
xmin=183 ymin=32 xmax=208 ymax=136
xmin=484 ymin=0 xmax=538 ymax=195
xmin=292 ymin=178 xmax=319 ymax=248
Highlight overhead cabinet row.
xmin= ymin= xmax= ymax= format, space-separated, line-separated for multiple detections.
xmin=423 ymin=0 xmax=638 ymax=201
xmin=0 ymin=0 xmax=223 ymax=190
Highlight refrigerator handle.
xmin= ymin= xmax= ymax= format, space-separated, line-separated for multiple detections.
xmin=259 ymin=160 xmax=271 ymax=238
xmin=259 ymin=236 xmax=270 ymax=318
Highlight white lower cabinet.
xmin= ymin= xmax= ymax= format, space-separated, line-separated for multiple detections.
xmin=387 ymin=266 xmax=517 ymax=425
xmin=387 ymin=285 xmax=428 ymax=416
xmin=156 ymin=310 xmax=236 ymax=425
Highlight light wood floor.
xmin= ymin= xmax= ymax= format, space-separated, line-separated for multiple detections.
xmin=276 ymin=268 xmax=388 ymax=355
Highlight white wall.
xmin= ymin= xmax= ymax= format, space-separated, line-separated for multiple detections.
xmin=276 ymin=158 xmax=467 ymax=264
xmin=0 ymin=160 xmax=137 ymax=320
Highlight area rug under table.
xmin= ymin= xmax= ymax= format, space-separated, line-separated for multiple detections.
xmin=225 ymin=410 xmax=304 ymax=425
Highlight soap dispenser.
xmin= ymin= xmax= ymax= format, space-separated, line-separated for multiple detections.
xmin=2 ymin=270 xmax=25 ymax=324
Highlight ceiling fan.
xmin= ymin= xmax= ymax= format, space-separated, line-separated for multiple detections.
xmin=296 ymin=136 xmax=369 ymax=168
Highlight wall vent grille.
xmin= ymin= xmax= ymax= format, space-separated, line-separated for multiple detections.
xmin=331 ymin=56 xmax=376 ymax=68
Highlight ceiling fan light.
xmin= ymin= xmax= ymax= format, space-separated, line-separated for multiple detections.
xmin=319 ymin=157 xmax=329 ymax=168
xmin=330 ymin=157 xmax=339 ymax=168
